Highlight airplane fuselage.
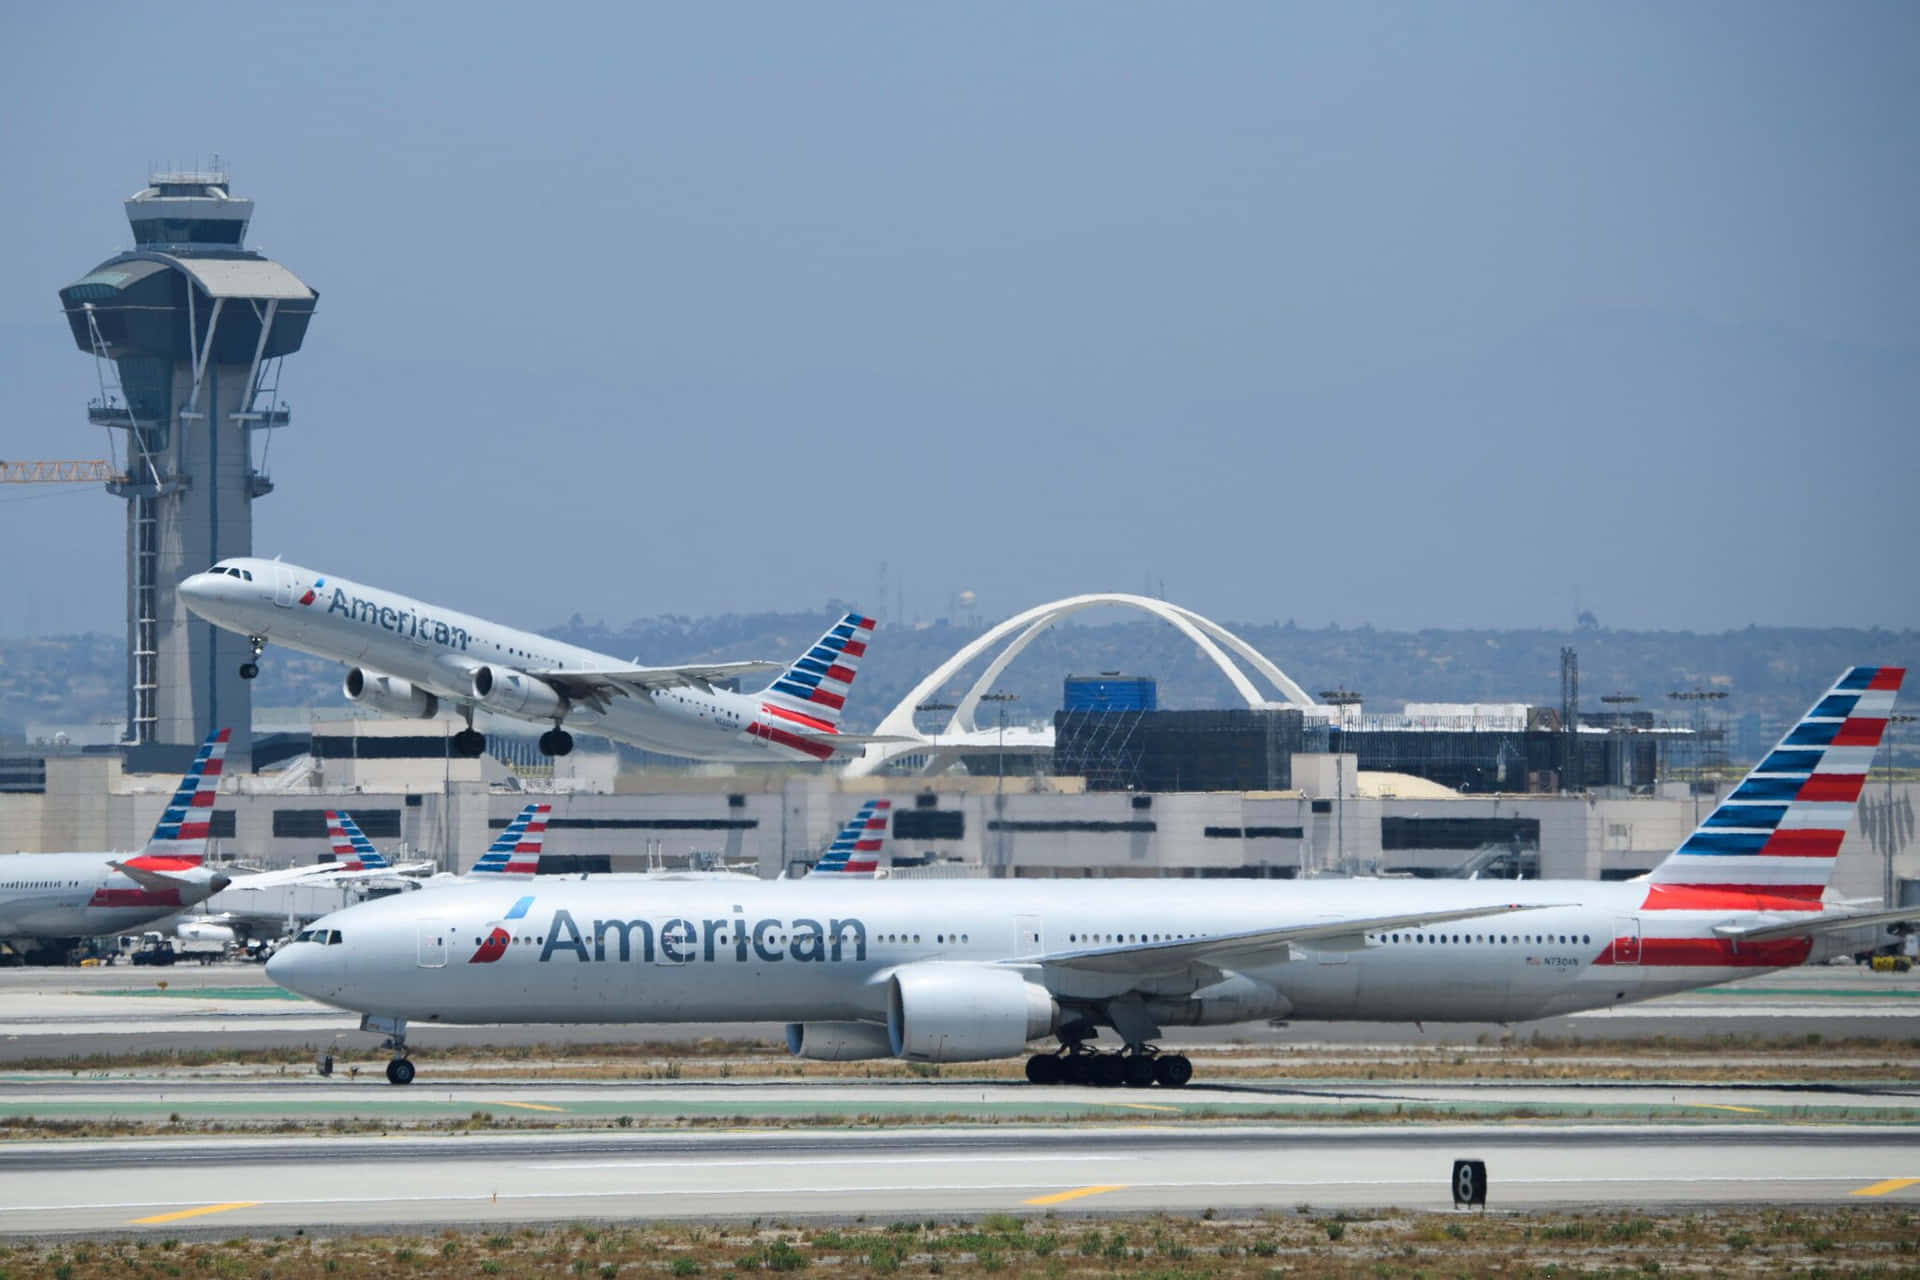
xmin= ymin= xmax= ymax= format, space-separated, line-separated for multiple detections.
xmin=267 ymin=876 xmax=1810 ymax=1029
xmin=0 ymin=853 xmax=227 ymax=943
xmin=181 ymin=559 xmax=811 ymax=760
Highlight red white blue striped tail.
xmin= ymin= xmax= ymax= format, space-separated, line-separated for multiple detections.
xmin=324 ymin=811 xmax=392 ymax=871
xmin=811 ymin=799 xmax=891 ymax=877
xmin=1647 ymin=666 xmax=1903 ymax=901
xmin=750 ymin=612 xmax=876 ymax=761
xmin=137 ymin=728 xmax=230 ymax=862
xmin=469 ymin=802 xmax=551 ymax=876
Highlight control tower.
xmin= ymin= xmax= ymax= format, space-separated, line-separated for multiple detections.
xmin=58 ymin=166 xmax=318 ymax=767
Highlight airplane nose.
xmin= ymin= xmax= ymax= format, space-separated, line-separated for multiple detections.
xmin=264 ymin=946 xmax=309 ymax=994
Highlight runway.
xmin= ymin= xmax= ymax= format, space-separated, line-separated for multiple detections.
xmin=3 ymin=961 xmax=1915 ymax=1061
xmin=2 ymin=1124 xmax=1917 ymax=1235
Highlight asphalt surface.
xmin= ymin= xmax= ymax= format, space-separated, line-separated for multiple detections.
xmin=2 ymin=1124 xmax=1917 ymax=1235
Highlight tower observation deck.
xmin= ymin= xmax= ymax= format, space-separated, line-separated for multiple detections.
xmin=58 ymin=165 xmax=318 ymax=766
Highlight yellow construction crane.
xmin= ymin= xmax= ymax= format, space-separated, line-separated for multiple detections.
xmin=0 ymin=459 xmax=125 ymax=484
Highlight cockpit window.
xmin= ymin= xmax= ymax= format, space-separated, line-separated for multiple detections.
xmin=294 ymin=928 xmax=317 ymax=943
xmin=293 ymin=928 xmax=344 ymax=945
xmin=327 ymin=930 xmax=343 ymax=945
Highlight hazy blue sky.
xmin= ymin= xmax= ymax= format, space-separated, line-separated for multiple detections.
xmin=3 ymin=2 xmax=1915 ymax=638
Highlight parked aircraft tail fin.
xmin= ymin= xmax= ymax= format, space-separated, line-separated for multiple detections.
xmin=469 ymin=802 xmax=551 ymax=876
xmin=1646 ymin=666 xmax=1904 ymax=902
xmin=324 ymin=811 xmax=392 ymax=872
xmin=135 ymin=728 xmax=231 ymax=864
xmin=811 ymin=799 xmax=892 ymax=877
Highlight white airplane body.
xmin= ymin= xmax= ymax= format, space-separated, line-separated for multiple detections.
xmin=0 ymin=731 xmax=233 ymax=958
xmin=179 ymin=559 xmax=876 ymax=762
xmin=269 ymin=667 xmax=1912 ymax=1087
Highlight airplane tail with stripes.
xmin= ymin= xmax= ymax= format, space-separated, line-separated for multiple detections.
xmin=748 ymin=612 xmax=876 ymax=761
xmin=1646 ymin=666 xmax=1904 ymax=904
xmin=133 ymin=729 xmax=230 ymax=865
xmin=468 ymin=802 xmax=551 ymax=876
xmin=810 ymin=799 xmax=892 ymax=877
xmin=324 ymin=811 xmax=394 ymax=872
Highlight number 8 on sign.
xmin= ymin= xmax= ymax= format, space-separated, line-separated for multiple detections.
xmin=1452 ymin=1159 xmax=1487 ymax=1208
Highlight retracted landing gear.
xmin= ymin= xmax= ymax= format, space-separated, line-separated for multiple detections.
xmin=539 ymin=727 xmax=574 ymax=757
xmin=240 ymin=635 xmax=265 ymax=680
xmin=362 ymin=1014 xmax=415 ymax=1085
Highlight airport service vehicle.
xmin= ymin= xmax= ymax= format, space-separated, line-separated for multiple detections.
xmin=178 ymin=558 xmax=881 ymax=761
xmin=0 ymin=731 xmax=233 ymax=965
xmin=268 ymin=668 xmax=1914 ymax=1087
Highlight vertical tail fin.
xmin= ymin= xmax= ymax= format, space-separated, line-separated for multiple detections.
xmin=1648 ymin=666 xmax=1904 ymax=901
xmin=750 ymin=614 xmax=876 ymax=759
xmin=137 ymin=728 xmax=230 ymax=863
xmin=324 ymin=811 xmax=392 ymax=872
xmin=810 ymin=799 xmax=891 ymax=877
xmin=469 ymin=802 xmax=551 ymax=876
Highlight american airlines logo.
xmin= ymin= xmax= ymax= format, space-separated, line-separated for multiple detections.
xmin=323 ymin=587 xmax=472 ymax=651
xmin=523 ymin=908 xmax=870 ymax=965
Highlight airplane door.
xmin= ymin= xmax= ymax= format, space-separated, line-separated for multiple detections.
xmin=1015 ymin=915 xmax=1043 ymax=957
xmin=417 ymin=925 xmax=448 ymax=968
xmin=1613 ymin=917 xmax=1642 ymax=966
xmin=273 ymin=564 xmax=297 ymax=608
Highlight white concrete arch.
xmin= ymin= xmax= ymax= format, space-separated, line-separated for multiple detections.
xmin=846 ymin=593 xmax=1317 ymax=777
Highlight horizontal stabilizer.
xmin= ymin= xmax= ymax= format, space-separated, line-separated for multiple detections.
xmin=1713 ymin=904 xmax=1920 ymax=944
xmin=108 ymin=860 xmax=207 ymax=894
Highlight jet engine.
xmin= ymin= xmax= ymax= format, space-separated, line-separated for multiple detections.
xmin=784 ymin=1021 xmax=895 ymax=1061
xmin=343 ymin=668 xmax=439 ymax=719
xmin=886 ymin=964 xmax=1057 ymax=1063
xmin=471 ymin=666 xmax=566 ymax=719
xmin=1144 ymin=973 xmax=1289 ymax=1026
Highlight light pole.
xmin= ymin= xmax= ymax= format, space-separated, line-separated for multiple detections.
xmin=1317 ymin=689 xmax=1363 ymax=874
xmin=1601 ymin=693 xmax=1640 ymax=790
xmin=1668 ymin=689 xmax=1729 ymax=825
xmin=1885 ymin=713 xmax=1916 ymax=909
xmin=980 ymin=691 xmax=1019 ymax=877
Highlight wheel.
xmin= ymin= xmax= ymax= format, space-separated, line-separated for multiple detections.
xmin=539 ymin=728 xmax=574 ymax=757
xmin=1090 ymin=1053 xmax=1126 ymax=1088
xmin=453 ymin=729 xmax=486 ymax=757
xmin=386 ymin=1058 xmax=416 ymax=1086
xmin=1061 ymin=1053 xmax=1092 ymax=1086
xmin=1153 ymin=1054 xmax=1193 ymax=1088
xmin=1025 ymin=1054 xmax=1064 ymax=1085
xmin=1122 ymin=1054 xmax=1157 ymax=1088
xmin=239 ymin=662 xmax=259 ymax=680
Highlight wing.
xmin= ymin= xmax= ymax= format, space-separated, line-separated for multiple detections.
xmin=1713 ymin=904 xmax=1920 ymax=945
xmin=218 ymin=863 xmax=365 ymax=891
xmin=1022 ymin=901 xmax=1573 ymax=977
xmin=535 ymin=660 xmax=787 ymax=709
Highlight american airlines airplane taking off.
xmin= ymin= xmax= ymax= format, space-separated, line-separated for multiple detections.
xmin=178 ymin=558 xmax=879 ymax=761
xmin=267 ymin=668 xmax=1912 ymax=1088
xmin=0 ymin=730 xmax=233 ymax=963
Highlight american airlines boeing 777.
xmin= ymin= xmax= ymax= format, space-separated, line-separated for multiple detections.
xmin=179 ymin=558 xmax=878 ymax=761
xmin=267 ymin=668 xmax=1912 ymax=1087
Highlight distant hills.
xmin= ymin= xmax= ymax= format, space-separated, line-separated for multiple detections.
xmin=4 ymin=615 xmax=1912 ymax=757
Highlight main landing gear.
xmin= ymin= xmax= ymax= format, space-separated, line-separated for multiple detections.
xmin=452 ymin=707 xmax=486 ymax=758
xmin=239 ymin=635 xmax=265 ymax=680
xmin=1023 ymin=1044 xmax=1192 ymax=1089
xmin=539 ymin=727 xmax=574 ymax=757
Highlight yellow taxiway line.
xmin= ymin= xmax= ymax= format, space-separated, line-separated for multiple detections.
xmin=130 ymin=1202 xmax=259 ymax=1225
xmin=1024 ymin=1185 xmax=1127 ymax=1206
xmin=1850 ymin=1177 xmax=1920 ymax=1198
xmin=487 ymin=1101 xmax=568 ymax=1112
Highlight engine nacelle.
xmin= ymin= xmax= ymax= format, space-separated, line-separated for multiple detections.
xmin=1144 ymin=972 xmax=1289 ymax=1027
xmin=886 ymin=964 xmax=1057 ymax=1063
xmin=785 ymin=1021 xmax=895 ymax=1061
xmin=343 ymin=668 xmax=439 ymax=720
xmin=471 ymin=665 xmax=566 ymax=719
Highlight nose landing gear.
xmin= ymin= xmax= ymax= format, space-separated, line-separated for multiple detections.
xmin=360 ymin=1015 xmax=416 ymax=1085
xmin=239 ymin=635 xmax=265 ymax=680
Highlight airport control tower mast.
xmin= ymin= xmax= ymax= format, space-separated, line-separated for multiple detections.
xmin=58 ymin=165 xmax=318 ymax=767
